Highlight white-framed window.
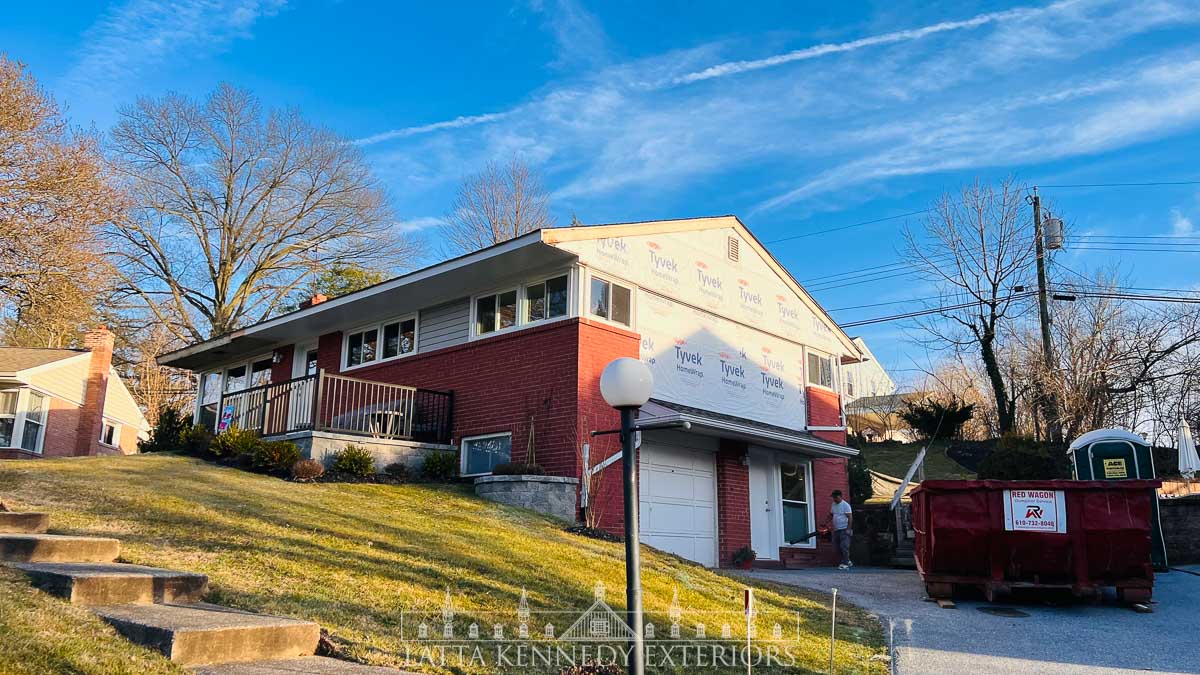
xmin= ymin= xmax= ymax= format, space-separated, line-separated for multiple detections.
xmin=100 ymin=420 xmax=120 ymax=447
xmin=0 ymin=389 xmax=18 ymax=447
xmin=807 ymin=351 xmax=834 ymax=389
xmin=460 ymin=432 xmax=512 ymax=476
xmin=19 ymin=390 xmax=47 ymax=453
xmin=779 ymin=460 xmax=814 ymax=549
xmin=845 ymin=370 xmax=855 ymax=397
xmin=474 ymin=288 xmax=519 ymax=336
xmin=525 ymin=274 xmax=569 ymax=323
xmin=344 ymin=315 xmax=416 ymax=369
xmin=588 ymin=274 xmax=632 ymax=327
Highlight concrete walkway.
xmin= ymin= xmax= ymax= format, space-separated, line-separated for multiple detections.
xmin=744 ymin=566 xmax=1200 ymax=675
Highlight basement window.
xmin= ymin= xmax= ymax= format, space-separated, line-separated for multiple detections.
xmin=461 ymin=432 xmax=512 ymax=476
xmin=100 ymin=421 xmax=120 ymax=447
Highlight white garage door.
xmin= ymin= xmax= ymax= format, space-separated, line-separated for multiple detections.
xmin=639 ymin=442 xmax=717 ymax=567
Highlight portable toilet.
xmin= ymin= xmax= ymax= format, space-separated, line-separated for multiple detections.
xmin=1068 ymin=429 xmax=1169 ymax=569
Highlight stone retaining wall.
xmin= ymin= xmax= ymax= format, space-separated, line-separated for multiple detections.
xmin=474 ymin=475 xmax=579 ymax=523
xmin=279 ymin=430 xmax=454 ymax=472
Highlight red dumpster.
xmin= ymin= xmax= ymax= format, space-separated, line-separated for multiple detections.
xmin=911 ymin=479 xmax=1160 ymax=603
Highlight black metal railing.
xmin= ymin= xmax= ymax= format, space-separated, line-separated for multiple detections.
xmin=217 ymin=370 xmax=453 ymax=444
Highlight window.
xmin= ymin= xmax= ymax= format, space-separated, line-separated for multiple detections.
xmin=0 ymin=390 xmax=17 ymax=446
xmin=249 ymin=357 xmax=273 ymax=387
xmin=526 ymin=275 xmax=568 ymax=322
xmin=224 ymin=365 xmax=247 ymax=392
xmin=197 ymin=372 xmax=221 ymax=428
xmin=780 ymin=462 xmax=811 ymax=545
xmin=20 ymin=391 xmax=46 ymax=453
xmin=476 ymin=290 xmax=518 ymax=335
xmin=845 ymin=371 xmax=855 ymax=397
xmin=807 ymin=352 xmax=833 ymax=388
xmin=346 ymin=316 xmax=416 ymax=368
xmin=461 ymin=432 xmax=512 ymax=476
xmin=590 ymin=277 xmax=631 ymax=326
xmin=100 ymin=421 xmax=120 ymax=447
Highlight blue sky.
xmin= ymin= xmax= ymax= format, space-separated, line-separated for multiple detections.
xmin=4 ymin=0 xmax=1200 ymax=384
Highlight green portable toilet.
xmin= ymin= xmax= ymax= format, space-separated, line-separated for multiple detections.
xmin=1068 ymin=429 xmax=1169 ymax=570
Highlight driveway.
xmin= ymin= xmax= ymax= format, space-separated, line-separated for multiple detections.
xmin=743 ymin=566 xmax=1200 ymax=675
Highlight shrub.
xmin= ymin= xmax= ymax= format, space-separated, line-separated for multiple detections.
xmin=491 ymin=462 xmax=545 ymax=476
xmin=179 ymin=424 xmax=214 ymax=458
xmin=139 ymin=405 xmax=188 ymax=453
xmin=731 ymin=546 xmax=757 ymax=566
xmin=211 ymin=426 xmax=261 ymax=460
xmin=421 ymin=451 xmax=459 ymax=481
xmin=291 ymin=458 xmax=325 ymax=481
xmin=900 ymin=398 xmax=975 ymax=441
xmin=847 ymin=454 xmax=872 ymax=505
xmin=330 ymin=445 xmax=376 ymax=477
xmin=977 ymin=435 xmax=1072 ymax=480
xmin=383 ymin=462 xmax=411 ymax=481
xmin=251 ymin=440 xmax=301 ymax=474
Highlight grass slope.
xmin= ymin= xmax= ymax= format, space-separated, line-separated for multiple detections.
xmin=856 ymin=441 xmax=974 ymax=481
xmin=0 ymin=455 xmax=885 ymax=673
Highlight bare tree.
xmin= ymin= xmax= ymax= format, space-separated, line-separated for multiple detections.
xmin=904 ymin=179 xmax=1035 ymax=435
xmin=108 ymin=83 xmax=421 ymax=342
xmin=440 ymin=157 xmax=553 ymax=254
xmin=0 ymin=55 xmax=120 ymax=345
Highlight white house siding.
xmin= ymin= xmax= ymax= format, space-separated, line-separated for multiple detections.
xmin=554 ymin=225 xmax=848 ymax=433
xmin=844 ymin=337 xmax=895 ymax=403
xmin=25 ymin=354 xmax=91 ymax=405
xmin=418 ymin=298 xmax=471 ymax=352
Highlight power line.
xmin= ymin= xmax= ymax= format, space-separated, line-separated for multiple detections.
xmin=838 ymin=292 xmax=1037 ymax=328
xmin=764 ymin=210 xmax=928 ymax=244
xmin=1038 ymin=180 xmax=1200 ymax=189
xmin=1066 ymin=246 xmax=1200 ymax=254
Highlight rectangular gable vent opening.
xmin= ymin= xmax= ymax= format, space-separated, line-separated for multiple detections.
xmin=727 ymin=236 xmax=740 ymax=262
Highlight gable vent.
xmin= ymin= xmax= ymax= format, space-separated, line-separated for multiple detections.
xmin=726 ymin=236 xmax=740 ymax=262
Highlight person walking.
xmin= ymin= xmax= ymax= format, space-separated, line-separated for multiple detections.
xmin=823 ymin=490 xmax=853 ymax=569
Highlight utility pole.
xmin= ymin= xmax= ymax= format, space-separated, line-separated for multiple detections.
xmin=1030 ymin=187 xmax=1062 ymax=442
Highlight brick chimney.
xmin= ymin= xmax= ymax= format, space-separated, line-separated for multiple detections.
xmin=74 ymin=326 xmax=115 ymax=456
xmin=299 ymin=293 xmax=328 ymax=310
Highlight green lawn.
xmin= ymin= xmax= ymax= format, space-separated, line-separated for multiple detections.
xmin=0 ymin=455 xmax=886 ymax=673
xmin=856 ymin=440 xmax=974 ymax=481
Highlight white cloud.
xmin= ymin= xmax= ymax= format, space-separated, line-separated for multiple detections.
xmin=396 ymin=216 xmax=445 ymax=233
xmin=357 ymin=0 xmax=1200 ymax=215
xmin=64 ymin=0 xmax=285 ymax=95
xmin=1171 ymin=209 xmax=1195 ymax=235
xmin=528 ymin=0 xmax=611 ymax=71
xmin=355 ymin=112 xmax=512 ymax=146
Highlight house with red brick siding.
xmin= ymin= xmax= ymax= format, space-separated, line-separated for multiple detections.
xmin=159 ymin=216 xmax=863 ymax=568
xmin=0 ymin=327 xmax=149 ymax=459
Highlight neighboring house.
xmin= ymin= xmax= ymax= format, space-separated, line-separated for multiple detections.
xmin=0 ymin=327 xmax=149 ymax=459
xmin=159 ymin=216 xmax=864 ymax=568
xmin=842 ymin=337 xmax=895 ymax=404
xmin=845 ymin=392 xmax=921 ymax=443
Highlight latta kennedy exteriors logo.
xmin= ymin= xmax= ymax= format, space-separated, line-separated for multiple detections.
xmin=398 ymin=581 xmax=810 ymax=672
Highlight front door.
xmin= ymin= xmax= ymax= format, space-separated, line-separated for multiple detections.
xmin=748 ymin=450 xmax=779 ymax=560
xmin=288 ymin=343 xmax=320 ymax=429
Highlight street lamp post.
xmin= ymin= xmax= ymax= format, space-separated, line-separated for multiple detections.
xmin=594 ymin=358 xmax=689 ymax=675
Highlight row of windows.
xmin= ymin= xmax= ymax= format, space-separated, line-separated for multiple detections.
xmin=346 ymin=317 xmax=416 ymax=368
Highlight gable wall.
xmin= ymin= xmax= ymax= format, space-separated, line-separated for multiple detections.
xmin=555 ymin=226 xmax=845 ymax=433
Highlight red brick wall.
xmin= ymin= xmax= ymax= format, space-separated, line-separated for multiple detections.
xmin=575 ymin=321 xmax=640 ymax=533
xmin=40 ymin=397 xmax=83 ymax=458
xmin=807 ymin=386 xmax=847 ymax=445
xmin=716 ymin=439 xmax=751 ymax=566
xmin=315 ymin=318 xmax=638 ymax=483
xmin=271 ymin=345 xmax=294 ymax=383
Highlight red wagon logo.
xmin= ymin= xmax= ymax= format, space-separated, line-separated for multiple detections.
xmin=1025 ymin=505 xmax=1044 ymax=519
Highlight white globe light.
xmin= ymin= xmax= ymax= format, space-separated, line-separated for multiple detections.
xmin=600 ymin=357 xmax=654 ymax=408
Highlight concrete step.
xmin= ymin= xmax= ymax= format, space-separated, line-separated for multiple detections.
xmin=0 ymin=512 xmax=50 ymax=534
xmin=194 ymin=656 xmax=410 ymax=674
xmin=94 ymin=603 xmax=320 ymax=666
xmin=0 ymin=533 xmax=120 ymax=563
xmin=13 ymin=562 xmax=208 ymax=605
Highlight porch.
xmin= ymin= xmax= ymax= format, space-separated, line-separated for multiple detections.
xmin=216 ymin=370 xmax=453 ymax=445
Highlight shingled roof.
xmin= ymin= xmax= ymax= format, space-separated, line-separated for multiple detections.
xmin=0 ymin=347 xmax=86 ymax=375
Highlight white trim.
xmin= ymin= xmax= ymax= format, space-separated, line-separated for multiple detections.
xmin=778 ymin=458 xmax=817 ymax=550
xmin=805 ymin=348 xmax=836 ymax=391
xmin=99 ymin=419 xmax=121 ymax=448
xmin=807 ymin=425 xmax=847 ymax=432
xmin=584 ymin=269 xmax=636 ymax=330
xmin=470 ymin=286 xmax=522 ymax=340
xmin=459 ymin=431 xmax=514 ymax=477
xmin=340 ymin=313 xmax=419 ymax=371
